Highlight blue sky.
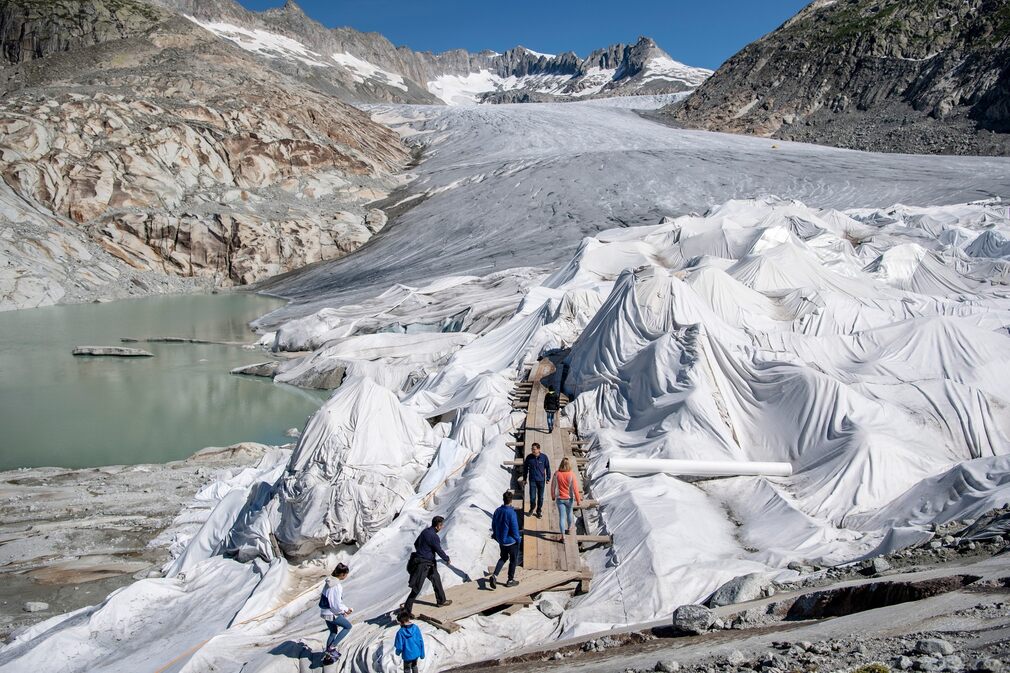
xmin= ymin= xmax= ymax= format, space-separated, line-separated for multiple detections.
xmin=235 ymin=1 xmax=812 ymax=70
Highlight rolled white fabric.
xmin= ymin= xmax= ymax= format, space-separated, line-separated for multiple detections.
xmin=607 ymin=457 xmax=793 ymax=478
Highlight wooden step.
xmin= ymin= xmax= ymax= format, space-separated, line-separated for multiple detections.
xmin=502 ymin=457 xmax=586 ymax=468
xmin=512 ymin=498 xmax=597 ymax=510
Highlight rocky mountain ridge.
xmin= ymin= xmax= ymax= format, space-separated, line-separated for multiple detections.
xmin=0 ymin=1 xmax=409 ymax=310
xmin=665 ymin=0 xmax=1010 ymax=155
xmin=150 ymin=0 xmax=710 ymax=104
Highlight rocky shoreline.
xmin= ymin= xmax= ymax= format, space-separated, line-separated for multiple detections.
xmin=0 ymin=442 xmax=277 ymax=642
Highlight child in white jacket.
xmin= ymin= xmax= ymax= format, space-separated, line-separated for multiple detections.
xmin=319 ymin=564 xmax=353 ymax=664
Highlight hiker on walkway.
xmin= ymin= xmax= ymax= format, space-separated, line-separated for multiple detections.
xmin=403 ymin=516 xmax=453 ymax=614
xmin=551 ymin=457 xmax=582 ymax=536
xmin=543 ymin=386 xmax=560 ymax=433
xmin=487 ymin=490 xmax=521 ymax=590
xmin=319 ymin=563 xmax=353 ymax=665
xmin=394 ymin=610 xmax=425 ymax=673
xmin=519 ymin=442 xmax=551 ymax=518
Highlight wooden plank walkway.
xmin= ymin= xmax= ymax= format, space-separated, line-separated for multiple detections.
xmin=415 ymin=356 xmax=597 ymax=632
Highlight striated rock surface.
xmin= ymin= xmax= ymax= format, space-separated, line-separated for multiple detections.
xmin=666 ymin=0 xmax=1010 ymax=155
xmin=0 ymin=3 xmax=409 ymax=310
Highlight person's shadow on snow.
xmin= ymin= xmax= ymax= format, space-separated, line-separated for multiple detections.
xmin=270 ymin=640 xmax=330 ymax=668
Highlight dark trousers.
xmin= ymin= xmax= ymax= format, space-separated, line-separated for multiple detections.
xmin=528 ymin=479 xmax=546 ymax=514
xmin=403 ymin=659 xmax=419 ymax=673
xmin=404 ymin=560 xmax=445 ymax=613
xmin=492 ymin=542 xmax=519 ymax=581
xmin=546 ymin=410 xmax=556 ymax=432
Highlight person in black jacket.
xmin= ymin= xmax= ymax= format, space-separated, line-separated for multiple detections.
xmin=543 ymin=387 xmax=560 ymax=433
xmin=403 ymin=516 xmax=453 ymax=613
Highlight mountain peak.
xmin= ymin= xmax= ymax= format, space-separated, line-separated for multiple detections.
xmin=281 ymin=0 xmax=306 ymax=15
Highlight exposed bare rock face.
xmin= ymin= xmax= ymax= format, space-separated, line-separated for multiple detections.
xmin=0 ymin=0 xmax=168 ymax=65
xmin=666 ymin=0 xmax=1010 ymax=156
xmin=0 ymin=4 xmax=409 ymax=310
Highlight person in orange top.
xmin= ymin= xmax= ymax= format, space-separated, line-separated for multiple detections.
xmin=551 ymin=457 xmax=581 ymax=535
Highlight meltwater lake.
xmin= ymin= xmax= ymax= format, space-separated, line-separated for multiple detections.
xmin=0 ymin=293 xmax=324 ymax=470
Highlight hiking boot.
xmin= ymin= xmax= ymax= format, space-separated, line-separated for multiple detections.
xmin=505 ymin=580 xmax=519 ymax=588
xmin=436 ymin=599 xmax=453 ymax=607
xmin=488 ymin=574 xmax=497 ymax=590
xmin=536 ymin=511 xmax=542 ymax=518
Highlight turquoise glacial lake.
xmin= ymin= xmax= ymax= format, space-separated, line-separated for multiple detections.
xmin=0 ymin=293 xmax=324 ymax=470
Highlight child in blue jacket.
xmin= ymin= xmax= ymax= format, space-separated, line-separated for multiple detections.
xmin=394 ymin=610 xmax=425 ymax=673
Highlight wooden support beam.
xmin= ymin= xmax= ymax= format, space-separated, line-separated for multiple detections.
xmin=505 ymin=441 xmax=524 ymax=448
xmin=576 ymin=534 xmax=613 ymax=546
xmin=574 ymin=500 xmax=598 ymax=510
xmin=416 ymin=614 xmax=461 ymax=633
xmin=505 ymin=596 xmax=534 ymax=606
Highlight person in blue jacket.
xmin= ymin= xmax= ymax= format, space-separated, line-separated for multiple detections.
xmin=394 ymin=610 xmax=425 ymax=673
xmin=487 ymin=490 xmax=521 ymax=589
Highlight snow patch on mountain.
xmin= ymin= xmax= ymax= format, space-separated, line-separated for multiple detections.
xmin=643 ymin=54 xmax=713 ymax=86
xmin=519 ymin=46 xmax=556 ymax=59
xmin=185 ymin=16 xmax=328 ymax=67
xmin=331 ymin=52 xmax=408 ymax=91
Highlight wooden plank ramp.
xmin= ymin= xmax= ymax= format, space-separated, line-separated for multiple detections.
xmin=415 ymin=568 xmax=579 ymax=633
xmin=413 ymin=356 xmax=597 ymax=632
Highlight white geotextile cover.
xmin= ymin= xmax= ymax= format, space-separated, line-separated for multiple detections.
xmin=6 ymin=197 xmax=1010 ymax=673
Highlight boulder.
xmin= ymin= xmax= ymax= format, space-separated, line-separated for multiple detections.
xmin=707 ymin=572 xmax=774 ymax=607
xmin=916 ymin=639 xmax=955 ymax=656
xmin=537 ymin=596 xmax=565 ymax=619
xmin=230 ymin=361 xmax=280 ymax=378
xmin=861 ymin=557 xmax=891 ymax=575
xmin=726 ymin=650 xmax=747 ymax=666
xmin=671 ymin=604 xmax=715 ymax=634
xmin=23 ymin=602 xmax=49 ymax=612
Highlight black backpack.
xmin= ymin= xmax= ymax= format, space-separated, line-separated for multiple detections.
xmin=406 ymin=551 xmax=420 ymax=576
xmin=318 ymin=588 xmax=330 ymax=610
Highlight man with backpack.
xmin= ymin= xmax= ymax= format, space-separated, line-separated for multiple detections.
xmin=487 ymin=490 xmax=521 ymax=589
xmin=544 ymin=386 xmax=560 ymax=433
xmin=403 ymin=516 xmax=453 ymax=614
